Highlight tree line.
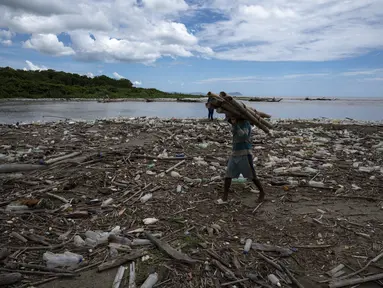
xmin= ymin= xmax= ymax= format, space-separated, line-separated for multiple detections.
xmin=0 ymin=67 xmax=194 ymax=99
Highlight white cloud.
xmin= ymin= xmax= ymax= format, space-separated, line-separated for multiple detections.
xmin=1 ymin=0 xmax=383 ymax=62
xmin=196 ymin=73 xmax=330 ymax=83
xmin=23 ymin=60 xmax=48 ymax=71
xmin=197 ymin=0 xmax=383 ymax=61
xmin=86 ymin=72 xmax=94 ymax=78
xmin=142 ymin=0 xmax=188 ymax=14
xmin=113 ymin=72 xmax=125 ymax=80
xmin=133 ymin=81 xmax=142 ymax=86
xmin=23 ymin=34 xmax=75 ymax=56
xmin=0 ymin=0 xmax=77 ymax=16
xmin=341 ymin=69 xmax=383 ymax=76
xmin=1 ymin=40 xmax=12 ymax=46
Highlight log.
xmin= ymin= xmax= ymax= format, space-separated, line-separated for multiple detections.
xmin=144 ymin=232 xmax=197 ymax=265
xmin=0 ymin=272 xmax=22 ymax=286
xmin=45 ymin=151 xmax=82 ymax=164
xmin=98 ymin=250 xmax=146 ymax=272
xmin=0 ymin=164 xmax=46 ymax=173
xmin=329 ymin=273 xmax=383 ymax=288
xmin=128 ymin=262 xmax=136 ymax=288
xmin=226 ymin=97 xmax=270 ymax=133
xmin=211 ymin=259 xmax=236 ymax=280
xmin=165 ymin=160 xmax=185 ymax=174
xmin=0 ymin=248 xmax=10 ymax=261
xmin=112 ymin=266 xmax=125 ymax=288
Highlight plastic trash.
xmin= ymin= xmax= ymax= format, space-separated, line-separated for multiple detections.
xmin=308 ymin=181 xmax=325 ymax=188
xmin=197 ymin=143 xmax=209 ymax=149
xmin=85 ymin=230 xmax=109 ymax=246
xmin=109 ymin=234 xmax=131 ymax=245
xmin=110 ymin=226 xmax=121 ymax=235
xmin=243 ymin=239 xmax=253 ymax=254
xmin=131 ymin=239 xmax=151 ymax=246
xmin=43 ymin=251 xmax=83 ymax=269
xmin=140 ymin=272 xmax=158 ymax=288
xmin=73 ymin=235 xmax=85 ymax=247
xmin=101 ymin=198 xmax=114 ymax=207
xmin=143 ymin=218 xmax=159 ymax=225
xmin=267 ymin=274 xmax=281 ymax=287
xmin=176 ymin=185 xmax=182 ymax=193
xmin=170 ymin=171 xmax=181 ymax=178
xmin=109 ymin=247 xmax=118 ymax=259
xmin=5 ymin=204 xmax=29 ymax=211
xmin=147 ymin=163 xmax=155 ymax=169
xmin=140 ymin=193 xmax=153 ymax=203
xmin=232 ymin=174 xmax=247 ymax=184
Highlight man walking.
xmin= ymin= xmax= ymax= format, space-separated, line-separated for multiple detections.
xmin=222 ymin=116 xmax=265 ymax=202
xmin=206 ymin=96 xmax=215 ymax=120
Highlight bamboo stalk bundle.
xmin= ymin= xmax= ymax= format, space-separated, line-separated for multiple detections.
xmin=207 ymin=92 xmax=271 ymax=134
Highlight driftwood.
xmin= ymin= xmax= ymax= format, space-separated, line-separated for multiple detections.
xmin=6 ymin=262 xmax=73 ymax=274
xmin=211 ymin=259 xmax=236 ymax=280
xmin=337 ymin=250 xmax=383 ymax=280
xmin=165 ymin=160 xmax=185 ymax=174
xmin=252 ymin=243 xmax=292 ymax=257
xmin=98 ymin=250 xmax=146 ymax=272
xmin=10 ymin=232 xmax=28 ymax=243
xmin=112 ymin=266 xmax=126 ymax=288
xmin=0 ymin=272 xmax=22 ymax=286
xmin=329 ymin=273 xmax=383 ymax=288
xmin=45 ymin=151 xmax=82 ymax=165
xmin=278 ymin=261 xmax=305 ymax=288
xmin=0 ymin=248 xmax=10 ymax=261
xmin=128 ymin=262 xmax=136 ymax=288
xmin=0 ymin=164 xmax=46 ymax=173
xmin=207 ymin=92 xmax=271 ymax=134
xmin=144 ymin=232 xmax=197 ymax=265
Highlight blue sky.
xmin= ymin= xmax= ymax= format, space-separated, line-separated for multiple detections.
xmin=0 ymin=0 xmax=383 ymax=97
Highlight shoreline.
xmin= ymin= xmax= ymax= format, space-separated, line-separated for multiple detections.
xmin=2 ymin=116 xmax=383 ymax=127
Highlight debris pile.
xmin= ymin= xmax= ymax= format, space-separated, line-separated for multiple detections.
xmin=0 ymin=117 xmax=382 ymax=288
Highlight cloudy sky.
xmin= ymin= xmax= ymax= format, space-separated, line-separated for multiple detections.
xmin=0 ymin=0 xmax=383 ymax=97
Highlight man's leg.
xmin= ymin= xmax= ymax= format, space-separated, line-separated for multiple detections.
xmin=252 ymin=177 xmax=265 ymax=202
xmin=223 ymin=177 xmax=232 ymax=201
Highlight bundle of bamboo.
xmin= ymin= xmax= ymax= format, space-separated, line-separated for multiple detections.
xmin=207 ymin=91 xmax=272 ymax=134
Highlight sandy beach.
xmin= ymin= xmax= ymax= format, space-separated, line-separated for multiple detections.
xmin=0 ymin=117 xmax=382 ymax=288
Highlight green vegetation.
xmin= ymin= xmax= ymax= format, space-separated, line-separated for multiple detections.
xmin=0 ymin=66 xmax=199 ymax=99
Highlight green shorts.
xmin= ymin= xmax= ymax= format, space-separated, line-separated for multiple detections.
xmin=225 ymin=154 xmax=256 ymax=179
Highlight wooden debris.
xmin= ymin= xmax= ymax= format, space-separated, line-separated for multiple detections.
xmin=0 ymin=164 xmax=46 ymax=173
xmin=45 ymin=151 xmax=82 ymax=164
xmin=144 ymin=232 xmax=197 ymax=265
xmin=329 ymin=273 xmax=383 ymax=288
xmin=128 ymin=262 xmax=136 ymax=288
xmin=165 ymin=159 xmax=185 ymax=174
xmin=0 ymin=249 xmax=10 ymax=261
xmin=112 ymin=266 xmax=126 ymax=288
xmin=0 ymin=272 xmax=22 ymax=286
xmin=98 ymin=250 xmax=146 ymax=272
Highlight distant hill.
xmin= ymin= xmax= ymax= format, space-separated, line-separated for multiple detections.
xmin=189 ymin=92 xmax=205 ymax=96
xmin=228 ymin=92 xmax=242 ymax=96
xmin=0 ymin=66 xmax=196 ymax=99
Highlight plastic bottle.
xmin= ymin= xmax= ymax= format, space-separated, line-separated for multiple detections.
xmin=140 ymin=193 xmax=153 ymax=203
xmin=108 ymin=234 xmax=132 ymax=245
xmin=267 ymin=274 xmax=281 ymax=287
xmin=43 ymin=251 xmax=83 ymax=269
xmin=140 ymin=272 xmax=158 ymax=288
xmin=243 ymin=239 xmax=253 ymax=254
xmin=109 ymin=247 xmax=118 ymax=259
xmin=73 ymin=235 xmax=85 ymax=247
